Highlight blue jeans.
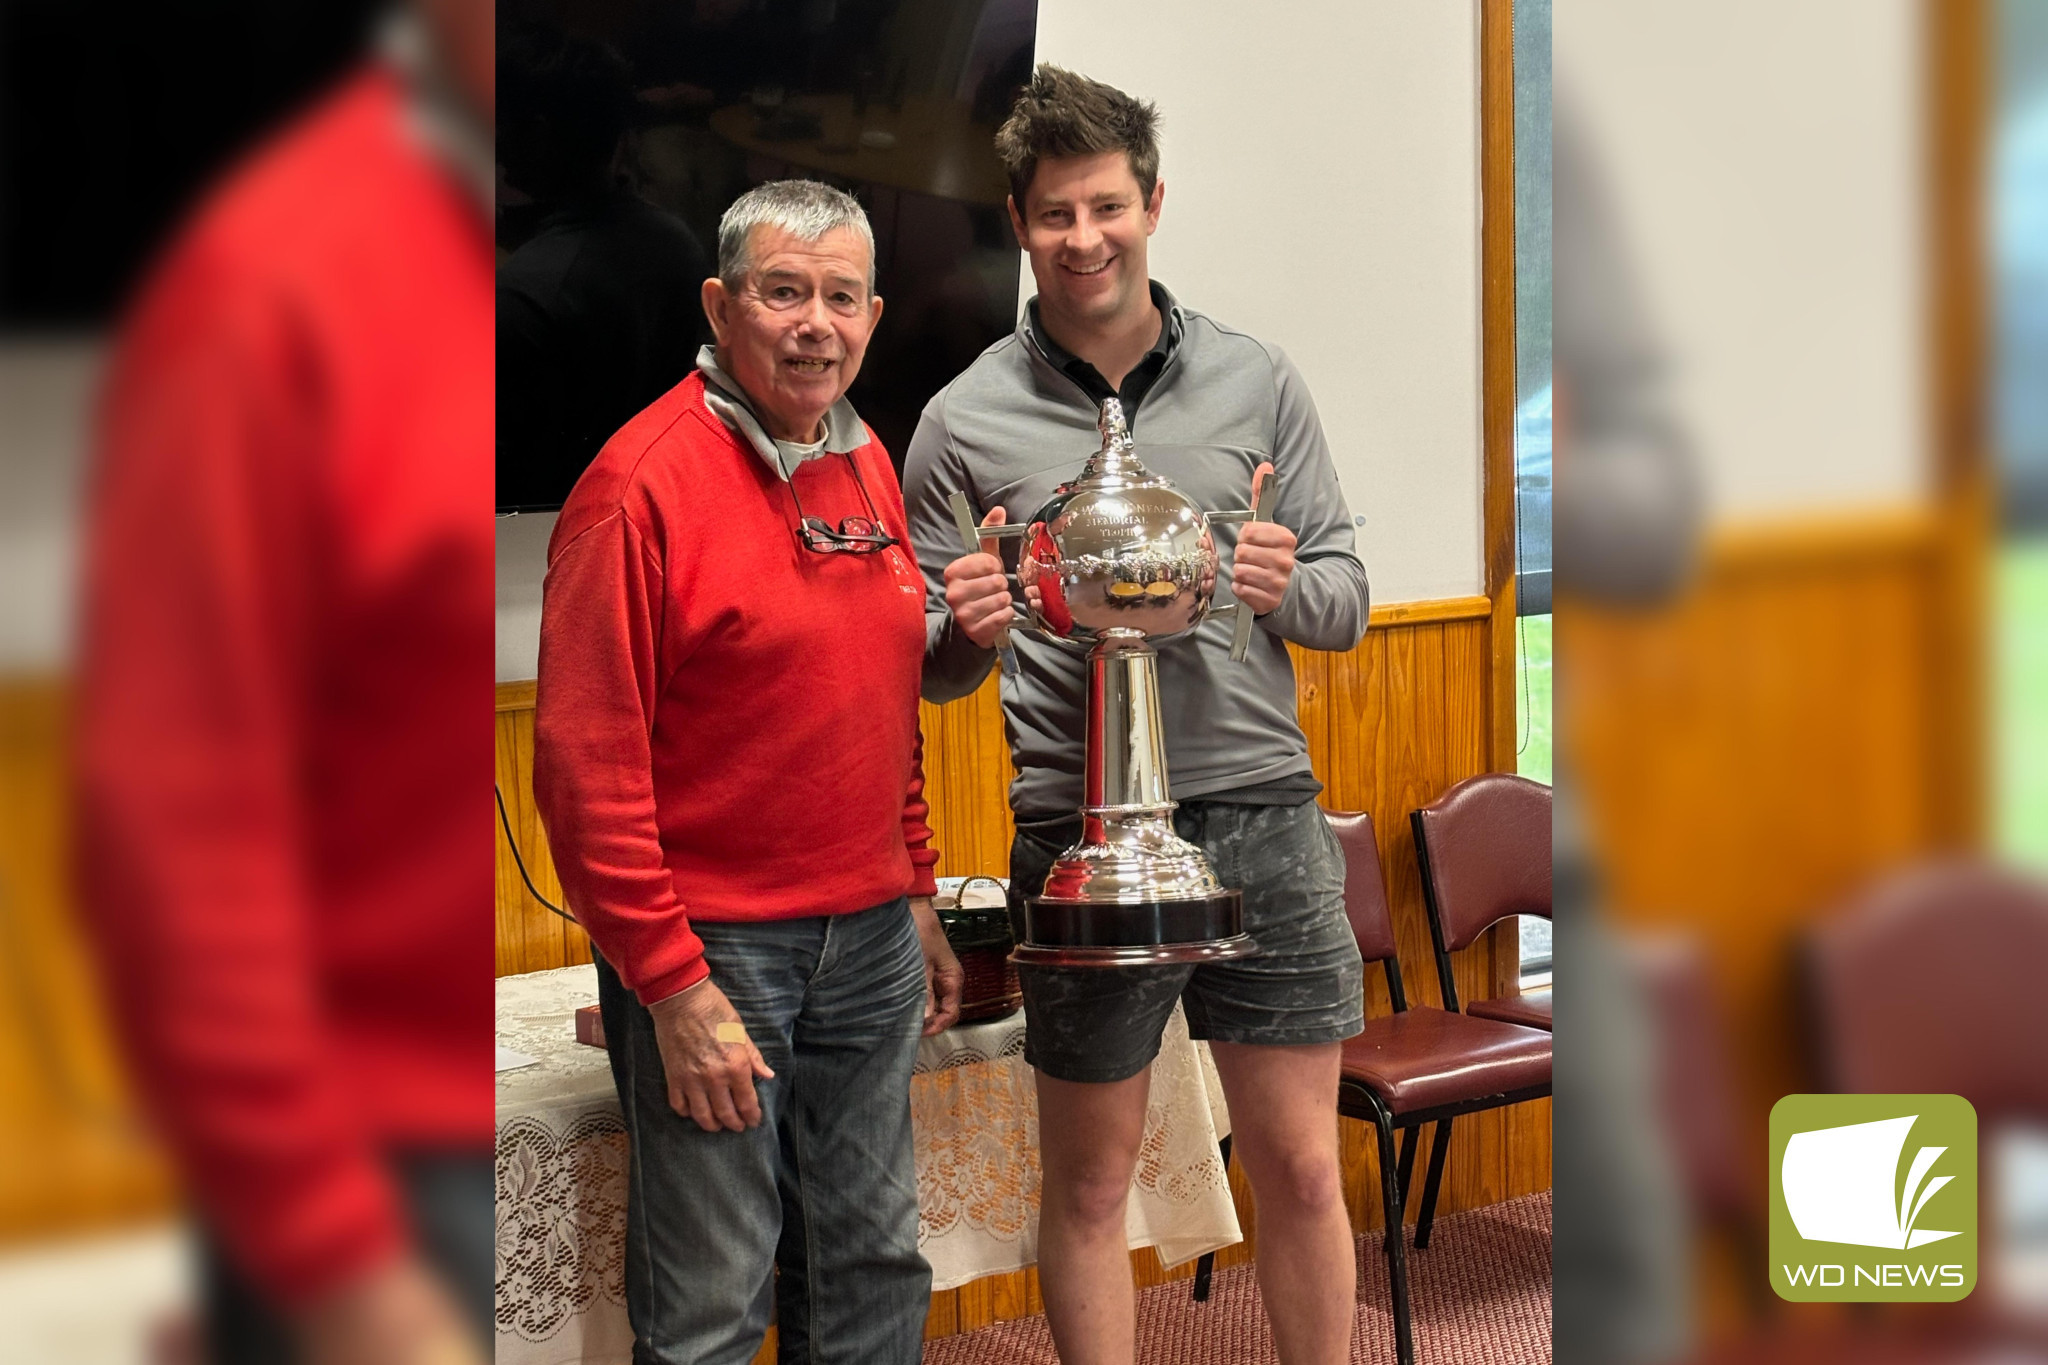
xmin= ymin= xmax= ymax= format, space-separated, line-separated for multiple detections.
xmin=203 ymin=1149 xmax=493 ymax=1363
xmin=595 ymin=898 xmax=931 ymax=1365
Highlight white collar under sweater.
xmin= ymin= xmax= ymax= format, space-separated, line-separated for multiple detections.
xmin=695 ymin=346 xmax=869 ymax=482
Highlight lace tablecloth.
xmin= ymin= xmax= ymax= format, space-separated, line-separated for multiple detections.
xmin=496 ymin=964 xmax=1239 ymax=1365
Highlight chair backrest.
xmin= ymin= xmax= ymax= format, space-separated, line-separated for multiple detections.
xmin=1411 ymin=773 xmax=1552 ymax=954
xmin=1807 ymin=860 xmax=2048 ymax=1123
xmin=1324 ymin=809 xmax=1398 ymax=964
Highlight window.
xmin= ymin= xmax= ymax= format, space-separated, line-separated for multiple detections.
xmin=1513 ymin=0 xmax=1553 ymax=984
xmin=1995 ymin=0 xmax=2048 ymax=868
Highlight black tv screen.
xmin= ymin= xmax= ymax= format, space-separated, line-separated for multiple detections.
xmin=495 ymin=0 xmax=1037 ymax=512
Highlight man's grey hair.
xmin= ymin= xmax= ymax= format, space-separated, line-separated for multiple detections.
xmin=717 ymin=180 xmax=877 ymax=293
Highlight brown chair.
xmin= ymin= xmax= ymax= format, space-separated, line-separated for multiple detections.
xmin=1806 ymin=860 xmax=2048 ymax=1121
xmin=1410 ymin=773 xmax=1552 ymax=1031
xmin=1329 ymin=809 xmax=1551 ymax=1365
xmin=1798 ymin=862 xmax=2048 ymax=1350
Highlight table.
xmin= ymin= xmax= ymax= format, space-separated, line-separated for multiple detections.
xmin=495 ymin=965 xmax=1240 ymax=1365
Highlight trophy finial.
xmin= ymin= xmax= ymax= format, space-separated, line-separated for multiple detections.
xmin=1097 ymin=397 xmax=1129 ymax=445
xmin=1083 ymin=397 xmax=1145 ymax=481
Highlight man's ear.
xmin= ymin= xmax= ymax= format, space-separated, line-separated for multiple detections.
xmin=1006 ymin=194 xmax=1028 ymax=249
xmin=1144 ymin=178 xmax=1165 ymax=234
xmin=701 ymin=277 xmax=730 ymax=345
xmin=868 ymin=292 xmax=885 ymax=332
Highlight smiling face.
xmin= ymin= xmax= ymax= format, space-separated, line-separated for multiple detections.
xmin=1009 ymin=150 xmax=1163 ymax=335
xmin=700 ymin=225 xmax=883 ymax=442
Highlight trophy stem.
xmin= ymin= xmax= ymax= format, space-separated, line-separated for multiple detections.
xmin=1084 ymin=629 xmax=1170 ymax=841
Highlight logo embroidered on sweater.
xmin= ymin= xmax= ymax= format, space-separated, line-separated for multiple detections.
xmin=887 ymin=546 xmax=921 ymax=594
xmin=1770 ymin=1094 xmax=1976 ymax=1301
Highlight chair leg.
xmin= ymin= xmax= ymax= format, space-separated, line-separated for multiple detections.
xmin=1367 ymin=1097 xmax=1416 ymax=1365
xmin=1191 ymin=1134 xmax=1233 ymax=1302
xmin=1414 ymin=1118 xmax=1454 ymax=1250
xmin=1394 ymin=1126 xmax=1418 ymax=1227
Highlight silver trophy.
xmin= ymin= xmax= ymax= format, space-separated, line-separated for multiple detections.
xmin=948 ymin=398 xmax=1276 ymax=966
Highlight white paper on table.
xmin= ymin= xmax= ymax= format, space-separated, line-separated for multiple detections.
xmin=496 ymin=1046 xmax=541 ymax=1073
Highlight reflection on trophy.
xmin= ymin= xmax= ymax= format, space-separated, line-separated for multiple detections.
xmin=948 ymin=398 xmax=1275 ymax=966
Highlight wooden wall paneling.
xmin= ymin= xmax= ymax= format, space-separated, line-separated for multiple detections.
xmin=954 ymin=1268 xmax=995 ymax=1332
xmin=1288 ymin=642 xmax=1330 ymax=790
xmin=1368 ymin=595 xmax=1495 ymax=628
xmin=1564 ymin=518 xmax=1947 ymax=1166
xmin=922 ymin=1287 xmax=957 ymax=1339
xmin=0 ymin=678 xmax=177 ymax=1241
xmin=1443 ymin=621 xmax=1491 ymax=787
xmin=1564 ymin=508 xmax=1963 ymax=1339
xmin=916 ymin=674 xmax=1016 ymax=880
xmin=494 ymin=685 xmax=590 ymax=977
xmin=1925 ymin=0 xmax=1989 ymax=849
xmin=990 ymin=1264 xmax=1039 ymax=1320
xmin=1480 ymin=0 xmax=1520 ymax=778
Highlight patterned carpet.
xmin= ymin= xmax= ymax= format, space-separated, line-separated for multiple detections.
xmin=922 ymin=1191 xmax=1551 ymax=1365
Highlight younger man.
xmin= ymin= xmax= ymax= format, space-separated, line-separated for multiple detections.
xmin=904 ymin=66 xmax=1371 ymax=1365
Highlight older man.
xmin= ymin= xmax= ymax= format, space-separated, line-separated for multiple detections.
xmin=905 ymin=68 xmax=1370 ymax=1365
xmin=533 ymin=179 xmax=961 ymax=1365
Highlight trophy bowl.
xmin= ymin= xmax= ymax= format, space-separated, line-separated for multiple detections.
xmin=1019 ymin=475 xmax=1218 ymax=647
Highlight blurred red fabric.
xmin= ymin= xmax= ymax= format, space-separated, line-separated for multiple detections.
xmin=73 ymin=65 xmax=493 ymax=1308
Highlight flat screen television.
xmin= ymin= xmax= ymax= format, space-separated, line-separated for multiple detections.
xmin=496 ymin=0 xmax=1037 ymax=513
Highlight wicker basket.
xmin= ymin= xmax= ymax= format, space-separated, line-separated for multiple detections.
xmin=936 ymin=876 xmax=1022 ymax=1024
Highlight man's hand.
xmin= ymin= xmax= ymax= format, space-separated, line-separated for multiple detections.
xmin=1015 ymin=535 xmax=1046 ymax=616
xmin=910 ymin=896 xmax=963 ymax=1036
xmin=1231 ymin=521 xmax=1298 ymax=616
xmin=646 ymin=976 xmax=775 ymax=1132
xmin=943 ymin=507 xmax=1016 ymax=648
xmin=299 ymin=1255 xmax=485 ymax=1365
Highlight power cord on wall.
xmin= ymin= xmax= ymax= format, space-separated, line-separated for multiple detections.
xmin=495 ymin=784 xmax=575 ymax=922
xmin=1514 ymin=419 xmax=1532 ymax=760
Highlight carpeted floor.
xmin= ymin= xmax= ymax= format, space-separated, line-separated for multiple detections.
xmin=922 ymin=1191 xmax=1551 ymax=1364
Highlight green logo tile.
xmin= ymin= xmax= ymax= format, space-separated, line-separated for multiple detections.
xmin=1769 ymin=1093 xmax=1977 ymax=1302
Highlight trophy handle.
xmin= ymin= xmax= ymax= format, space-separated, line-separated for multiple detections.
xmin=947 ymin=491 xmax=1030 ymax=676
xmin=1206 ymin=464 xmax=1277 ymax=662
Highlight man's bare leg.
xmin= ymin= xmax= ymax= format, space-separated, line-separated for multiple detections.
xmin=1209 ymin=1041 xmax=1354 ymax=1365
xmin=1033 ymin=1067 xmax=1152 ymax=1365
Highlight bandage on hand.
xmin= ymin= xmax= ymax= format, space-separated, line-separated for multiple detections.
xmin=714 ymin=1021 xmax=750 ymax=1045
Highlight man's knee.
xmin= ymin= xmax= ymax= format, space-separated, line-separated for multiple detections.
xmin=1242 ymin=1136 xmax=1344 ymax=1215
xmin=1043 ymin=1153 xmax=1138 ymax=1226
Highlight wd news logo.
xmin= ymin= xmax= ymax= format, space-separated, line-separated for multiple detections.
xmin=1769 ymin=1094 xmax=1977 ymax=1302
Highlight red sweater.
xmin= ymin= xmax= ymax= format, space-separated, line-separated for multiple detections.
xmin=75 ymin=69 xmax=494 ymax=1306
xmin=533 ymin=373 xmax=940 ymax=1005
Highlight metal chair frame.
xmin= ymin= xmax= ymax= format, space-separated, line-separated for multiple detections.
xmin=1338 ymin=930 xmax=1551 ymax=1365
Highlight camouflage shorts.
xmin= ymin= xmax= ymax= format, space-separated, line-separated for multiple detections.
xmin=1006 ymin=798 xmax=1365 ymax=1083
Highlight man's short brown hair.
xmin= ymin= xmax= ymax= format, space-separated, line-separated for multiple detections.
xmin=994 ymin=65 xmax=1160 ymax=210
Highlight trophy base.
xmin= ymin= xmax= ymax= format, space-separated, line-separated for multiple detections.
xmin=1011 ymin=890 xmax=1255 ymax=968
xmin=1009 ymin=934 xmax=1259 ymax=968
